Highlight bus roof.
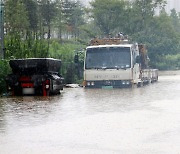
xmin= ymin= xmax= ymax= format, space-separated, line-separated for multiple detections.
xmin=86 ymin=44 xmax=133 ymax=49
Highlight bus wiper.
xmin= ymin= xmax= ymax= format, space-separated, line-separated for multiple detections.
xmin=114 ymin=66 xmax=126 ymax=70
xmin=89 ymin=67 xmax=100 ymax=69
xmin=101 ymin=66 xmax=107 ymax=70
xmin=120 ymin=66 xmax=127 ymax=70
xmin=115 ymin=66 xmax=119 ymax=70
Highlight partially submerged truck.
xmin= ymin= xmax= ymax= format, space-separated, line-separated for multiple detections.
xmin=83 ymin=38 xmax=158 ymax=88
xmin=6 ymin=58 xmax=64 ymax=96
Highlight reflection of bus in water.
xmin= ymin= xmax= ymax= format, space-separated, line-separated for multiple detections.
xmin=6 ymin=58 xmax=64 ymax=96
xmin=83 ymin=38 xmax=158 ymax=88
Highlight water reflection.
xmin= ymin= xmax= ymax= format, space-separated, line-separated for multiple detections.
xmin=0 ymin=95 xmax=63 ymax=132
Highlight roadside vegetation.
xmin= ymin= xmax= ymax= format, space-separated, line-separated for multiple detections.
xmin=0 ymin=60 xmax=10 ymax=94
xmin=1 ymin=0 xmax=180 ymax=94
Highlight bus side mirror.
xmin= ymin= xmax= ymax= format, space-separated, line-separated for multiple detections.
xmin=136 ymin=56 xmax=140 ymax=64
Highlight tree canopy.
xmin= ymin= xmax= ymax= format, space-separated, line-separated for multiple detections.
xmin=1 ymin=0 xmax=180 ymax=70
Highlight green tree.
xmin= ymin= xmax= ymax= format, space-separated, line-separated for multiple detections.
xmin=70 ymin=1 xmax=85 ymax=40
xmin=24 ymin=0 xmax=38 ymax=33
xmin=4 ymin=0 xmax=30 ymax=58
xmin=90 ymin=0 xmax=127 ymax=35
xmin=170 ymin=9 xmax=180 ymax=33
xmin=132 ymin=11 xmax=180 ymax=68
xmin=127 ymin=0 xmax=166 ymax=33
xmin=5 ymin=0 xmax=29 ymax=35
xmin=62 ymin=0 xmax=85 ymax=39
xmin=39 ymin=0 xmax=57 ymax=39
xmin=54 ymin=0 xmax=64 ymax=41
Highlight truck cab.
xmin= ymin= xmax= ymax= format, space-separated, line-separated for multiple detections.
xmin=83 ymin=38 xmax=158 ymax=88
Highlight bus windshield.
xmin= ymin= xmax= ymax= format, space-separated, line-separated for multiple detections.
xmin=85 ymin=47 xmax=131 ymax=69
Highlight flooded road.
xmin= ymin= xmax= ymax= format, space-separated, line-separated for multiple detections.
xmin=1 ymin=75 xmax=180 ymax=154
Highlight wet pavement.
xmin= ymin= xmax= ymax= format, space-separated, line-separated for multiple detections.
xmin=0 ymin=75 xmax=180 ymax=154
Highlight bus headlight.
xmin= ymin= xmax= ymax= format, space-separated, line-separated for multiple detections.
xmin=122 ymin=81 xmax=126 ymax=85
xmin=86 ymin=81 xmax=95 ymax=86
xmin=91 ymin=82 xmax=95 ymax=86
xmin=122 ymin=80 xmax=131 ymax=85
xmin=126 ymin=81 xmax=130 ymax=85
xmin=87 ymin=82 xmax=91 ymax=86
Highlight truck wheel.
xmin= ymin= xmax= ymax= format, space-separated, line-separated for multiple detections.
xmin=137 ymin=82 xmax=143 ymax=87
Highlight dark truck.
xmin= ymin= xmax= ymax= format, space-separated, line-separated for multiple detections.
xmin=6 ymin=58 xmax=64 ymax=96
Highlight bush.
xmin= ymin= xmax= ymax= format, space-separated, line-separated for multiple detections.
xmin=49 ymin=40 xmax=85 ymax=83
xmin=0 ymin=60 xmax=11 ymax=94
xmin=154 ymin=54 xmax=180 ymax=70
xmin=5 ymin=35 xmax=49 ymax=59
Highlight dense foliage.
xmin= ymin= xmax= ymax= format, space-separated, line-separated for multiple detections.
xmin=89 ymin=0 xmax=180 ymax=70
xmin=0 ymin=60 xmax=10 ymax=94
xmin=1 ymin=0 xmax=180 ymax=94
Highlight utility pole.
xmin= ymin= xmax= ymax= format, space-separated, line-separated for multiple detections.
xmin=0 ymin=0 xmax=4 ymax=59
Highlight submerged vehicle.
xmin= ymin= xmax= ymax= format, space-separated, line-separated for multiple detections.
xmin=83 ymin=37 xmax=158 ymax=88
xmin=6 ymin=58 xmax=64 ymax=96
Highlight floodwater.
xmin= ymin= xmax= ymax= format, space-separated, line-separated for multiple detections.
xmin=0 ymin=75 xmax=180 ymax=154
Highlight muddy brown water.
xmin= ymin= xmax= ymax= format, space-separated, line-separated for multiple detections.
xmin=0 ymin=75 xmax=180 ymax=154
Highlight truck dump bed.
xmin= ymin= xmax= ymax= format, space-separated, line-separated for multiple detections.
xmin=10 ymin=58 xmax=61 ymax=75
xmin=6 ymin=58 xmax=63 ymax=96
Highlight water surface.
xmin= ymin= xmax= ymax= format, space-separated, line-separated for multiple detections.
xmin=0 ymin=75 xmax=180 ymax=154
